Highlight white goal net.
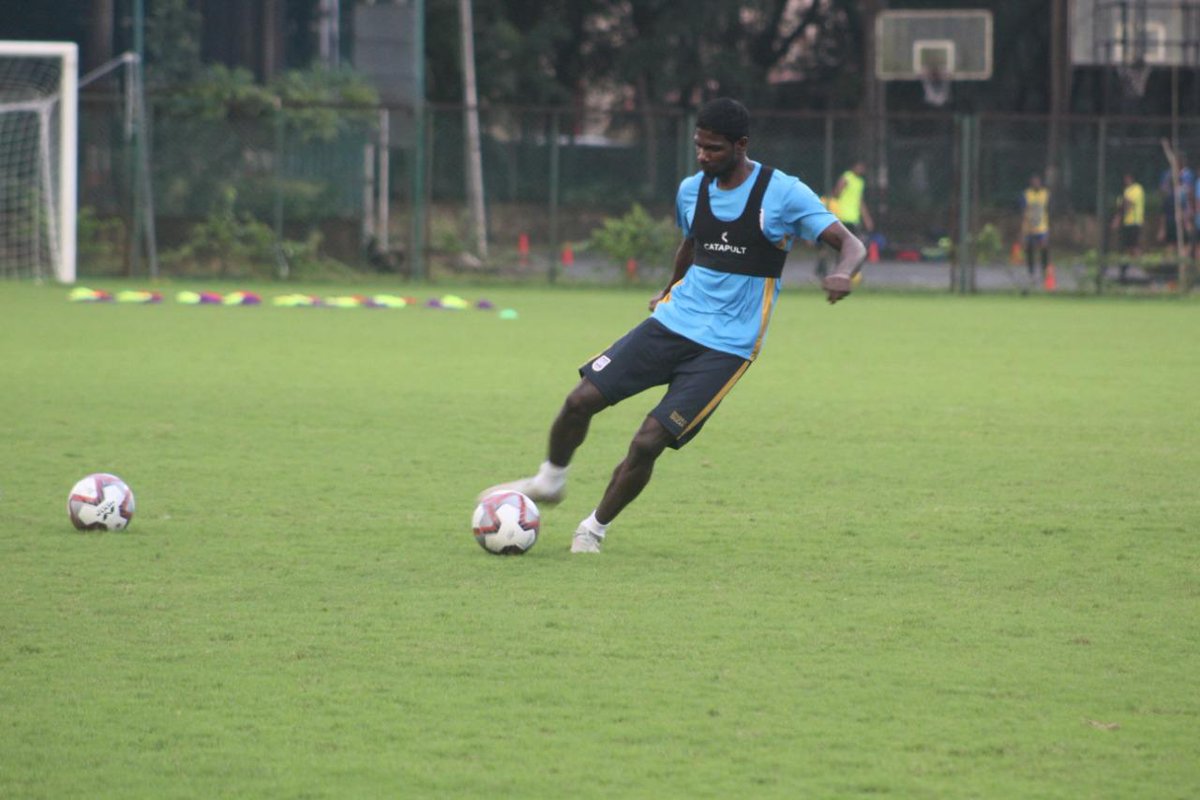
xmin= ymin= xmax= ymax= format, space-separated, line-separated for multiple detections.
xmin=0 ymin=41 xmax=77 ymax=283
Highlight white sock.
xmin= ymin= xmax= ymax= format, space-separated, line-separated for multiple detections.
xmin=537 ymin=461 xmax=567 ymax=489
xmin=581 ymin=510 xmax=608 ymax=539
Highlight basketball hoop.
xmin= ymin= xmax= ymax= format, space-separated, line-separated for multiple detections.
xmin=920 ymin=67 xmax=951 ymax=107
xmin=1117 ymin=60 xmax=1152 ymax=99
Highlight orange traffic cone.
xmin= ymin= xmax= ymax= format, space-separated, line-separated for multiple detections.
xmin=1044 ymin=263 xmax=1057 ymax=291
xmin=518 ymin=232 xmax=530 ymax=266
xmin=1010 ymin=242 xmax=1023 ymax=265
xmin=867 ymin=240 xmax=880 ymax=263
xmin=561 ymin=244 xmax=574 ymax=269
xmin=626 ymin=258 xmax=638 ymax=280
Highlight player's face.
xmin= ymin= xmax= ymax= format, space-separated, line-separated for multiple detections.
xmin=694 ymin=129 xmax=744 ymax=178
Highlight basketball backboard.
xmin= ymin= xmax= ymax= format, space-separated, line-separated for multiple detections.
xmin=1069 ymin=0 xmax=1200 ymax=67
xmin=875 ymin=10 xmax=994 ymax=80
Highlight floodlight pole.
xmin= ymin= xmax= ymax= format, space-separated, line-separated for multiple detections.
xmin=1048 ymin=0 xmax=1067 ymax=190
xmin=409 ymin=0 xmax=427 ymax=281
xmin=459 ymin=0 xmax=488 ymax=260
xmin=129 ymin=0 xmax=158 ymax=279
xmin=861 ymin=0 xmax=886 ymax=217
xmin=131 ymin=0 xmax=144 ymax=277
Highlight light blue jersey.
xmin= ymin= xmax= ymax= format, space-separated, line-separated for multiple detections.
xmin=652 ymin=162 xmax=836 ymax=360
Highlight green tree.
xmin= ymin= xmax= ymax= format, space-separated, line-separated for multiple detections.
xmin=145 ymin=0 xmax=203 ymax=87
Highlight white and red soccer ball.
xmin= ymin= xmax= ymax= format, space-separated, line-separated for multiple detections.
xmin=67 ymin=473 xmax=135 ymax=531
xmin=472 ymin=490 xmax=540 ymax=555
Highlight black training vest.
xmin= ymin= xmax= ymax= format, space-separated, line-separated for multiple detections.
xmin=691 ymin=165 xmax=787 ymax=278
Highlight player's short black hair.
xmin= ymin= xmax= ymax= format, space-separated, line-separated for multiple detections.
xmin=697 ymin=97 xmax=749 ymax=143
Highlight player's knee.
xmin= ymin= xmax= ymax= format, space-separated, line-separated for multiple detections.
xmin=563 ymin=379 xmax=607 ymax=419
xmin=629 ymin=421 xmax=671 ymax=463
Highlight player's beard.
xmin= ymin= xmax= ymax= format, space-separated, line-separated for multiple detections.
xmin=701 ymin=159 xmax=736 ymax=180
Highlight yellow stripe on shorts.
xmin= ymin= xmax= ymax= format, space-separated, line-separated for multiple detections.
xmin=679 ymin=360 xmax=750 ymax=438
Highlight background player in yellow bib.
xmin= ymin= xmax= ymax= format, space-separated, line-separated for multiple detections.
xmin=1020 ymin=174 xmax=1050 ymax=284
xmin=1112 ymin=172 xmax=1145 ymax=283
xmin=815 ymin=161 xmax=873 ymax=279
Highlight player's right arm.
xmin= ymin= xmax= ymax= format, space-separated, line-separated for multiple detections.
xmin=651 ymin=174 xmax=702 ymax=311
xmin=649 ymin=237 xmax=694 ymax=311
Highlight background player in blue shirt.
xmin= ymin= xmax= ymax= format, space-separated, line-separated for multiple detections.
xmin=479 ymin=97 xmax=867 ymax=553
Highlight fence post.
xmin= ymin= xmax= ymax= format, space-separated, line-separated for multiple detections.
xmin=409 ymin=104 xmax=426 ymax=281
xmin=1095 ymin=117 xmax=1107 ymax=293
xmin=969 ymin=113 xmax=981 ymax=293
xmin=363 ymin=137 xmax=376 ymax=249
xmin=379 ymin=109 xmax=390 ymax=254
xmin=680 ymin=109 xmax=697 ymax=184
xmin=274 ymin=101 xmax=286 ymax=278
xmin=954 ymin=114 xmax=974 ymax=294
xmin=823 ymin=113 xmax=834 ymax=195
xmin=549 ymin=111 xmax=560 ymax=284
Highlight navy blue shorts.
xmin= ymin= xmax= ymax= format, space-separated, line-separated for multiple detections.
xmin=579 ymin=318 xmax=750 ymax=449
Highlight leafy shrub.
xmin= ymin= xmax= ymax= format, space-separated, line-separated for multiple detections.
xmin=975 ymin=223 xmax=1004 ymax=264
xmin=77 ymin=207 xmax=127 ymax=275
xmin=160 ymin=186 xmax=349 ymax=279
xmin=153 ymin=65 xmax=379 ymax=220
xmin=587 ymin=204 xmax=677 ymax=280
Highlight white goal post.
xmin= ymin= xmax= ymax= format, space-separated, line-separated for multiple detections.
xmin=0 ymin=41 xmax=77 ymax=283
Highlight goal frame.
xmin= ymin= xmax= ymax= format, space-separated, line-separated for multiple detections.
xmin=0 ymin=40 xmax=77 ymax=283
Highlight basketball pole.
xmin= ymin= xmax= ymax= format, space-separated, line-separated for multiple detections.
xmin=1160 ymin=138 xmax=1189 ymax=292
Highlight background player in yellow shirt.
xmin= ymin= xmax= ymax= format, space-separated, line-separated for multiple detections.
xmin=1112 ymin=173 xmax=1145 ymax=283
xmin=816 ymin=161 xmax=873 ymax=279
xmin=1020 ymin=174 xmax=1050 ymax=283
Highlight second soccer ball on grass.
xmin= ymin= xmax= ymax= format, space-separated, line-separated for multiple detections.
xmin=67 ymin=473 xmax=136 ymax=531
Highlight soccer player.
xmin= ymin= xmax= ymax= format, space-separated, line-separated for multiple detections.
xmin=1020 ymin=174 xmax=1050 ymax=284
xmin=1112 ymin=173 xmax=1145 ymax=283
xmin=478 ymin=97 xmax=866 ymax=553
xmin=816 ymin=160 xmax=874 ymax=279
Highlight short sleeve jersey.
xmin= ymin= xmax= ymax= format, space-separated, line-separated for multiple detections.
xmin=835 ymin=170 xmax=866 ymax=225
xmin=1123 ymin=183 xmax=1145 ymax=226
xmin=1022 ymin=187 xmax=1049 ymax=235
xmin=652 ymin=162 xmax=835 ymax=360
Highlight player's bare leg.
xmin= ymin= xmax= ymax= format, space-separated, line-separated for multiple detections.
xmin=572 ymin=416 xmax=672 ymax=553
xmin=547 ymin=379 xmax=608 ymax=467
xmin=478 ymin=379 xmax=609 ymax=504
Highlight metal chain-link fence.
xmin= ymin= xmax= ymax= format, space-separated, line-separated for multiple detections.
xmin=76 ymin=96 xmax=1200 ymax=292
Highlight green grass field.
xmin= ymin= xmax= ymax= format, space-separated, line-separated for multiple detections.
xmin=2 ymin=280 xmax=1198 ymax=799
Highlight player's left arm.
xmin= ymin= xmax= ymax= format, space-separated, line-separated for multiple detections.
xmin=818 ymin=222 xmax=867 ymax=304
xmin=777 ymin=176 xmax=865 ymax=304
xmin=860 ymin=199 xmax=875 ymax=233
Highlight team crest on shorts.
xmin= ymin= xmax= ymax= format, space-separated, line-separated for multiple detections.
xmin=592 ymin=355 xmax=611 ymax=372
